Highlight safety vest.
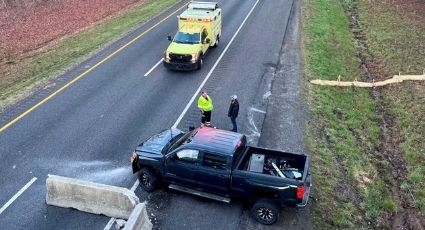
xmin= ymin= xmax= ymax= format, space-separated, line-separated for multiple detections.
xmin=198 ymin=95 xmax=214 ymax=112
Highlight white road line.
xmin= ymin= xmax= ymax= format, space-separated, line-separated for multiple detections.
xmin=0 ymin=177 xmax=37 ymax=215
xmin=172 ymin=0 xmax=260 ymax=128
xmin=103 ymin=218 xmax=116 ymax=230
xmin=104 ymin=1 xmax=260 ymax=229
xmin=130 ymin=179 xmax=140 ymax=192
xmin=103 ymin=180 xmax=140 ymax=230
xmin=144 ymin=58 xmax=164 ymax=77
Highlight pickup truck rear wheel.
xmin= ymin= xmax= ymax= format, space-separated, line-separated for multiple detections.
xmin=250 ymin=199 xmax=279 ymax=225
xmin=139 ymin=168 xmax=158 ymax=192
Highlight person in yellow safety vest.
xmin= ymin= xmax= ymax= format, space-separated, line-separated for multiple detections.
xmin=197 ymin=90 xmax=214 ymax=126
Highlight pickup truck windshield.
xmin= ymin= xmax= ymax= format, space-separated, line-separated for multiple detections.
xmin=163 ymin=130 xmax=197 ymax=154
xmin=174 ymin=32 xmax=200 ymax=44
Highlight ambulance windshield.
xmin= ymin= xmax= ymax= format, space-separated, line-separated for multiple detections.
xmin=174 ymin=32 xmax=200 ymax=44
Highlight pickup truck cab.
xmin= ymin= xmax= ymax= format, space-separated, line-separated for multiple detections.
xmin=131 ymin=127 xmax=311 ymax=225
xmin=163 ymin=1 xmax=221 ymax=71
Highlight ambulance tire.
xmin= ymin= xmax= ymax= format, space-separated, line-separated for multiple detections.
xmin=197 ymin=55 xmax=203 ymax=70
xmin=213 ymin=35 xmax=219 ymax=48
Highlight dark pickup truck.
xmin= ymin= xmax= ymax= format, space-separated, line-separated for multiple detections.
xmin=131 ymin=126 xmax=311 ymax=225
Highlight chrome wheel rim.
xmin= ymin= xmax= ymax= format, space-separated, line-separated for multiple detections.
xmin=257 ymin=207 xmax=274 ymax=221
xmin=142 ymin=173 xmax=151 ymax=188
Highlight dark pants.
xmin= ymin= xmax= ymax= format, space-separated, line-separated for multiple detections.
xmin=202 ymin=111 xmax=212 ymax=126
xmin=230 ymin=117 xmax=237 ymax=132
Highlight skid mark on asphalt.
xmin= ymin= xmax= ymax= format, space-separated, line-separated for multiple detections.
xmin=246 ymin=107 xmax=263 ymax=143
xmin=245 ymin=64 xmax=277 ymax=145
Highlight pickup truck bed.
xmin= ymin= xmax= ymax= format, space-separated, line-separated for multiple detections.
xmin=231 ymin=146 xmax=310 ymax=207
xmin=238 ymin=146 xmax=307 ymax=179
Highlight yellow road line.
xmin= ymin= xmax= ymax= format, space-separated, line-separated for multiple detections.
xmin=0 ymin=2 xmax=189 ymax=133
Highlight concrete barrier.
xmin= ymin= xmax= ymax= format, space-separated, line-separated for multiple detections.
xmin=123 ymin=203 xmax=152 ymax=230
xmin=46 ymin=174 xmax=139 ymax=219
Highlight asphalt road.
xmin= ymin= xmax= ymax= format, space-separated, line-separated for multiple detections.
xmin=0 ymin=0 xmax=311 ymax=229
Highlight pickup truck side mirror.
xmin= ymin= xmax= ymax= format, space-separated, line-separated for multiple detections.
xmin=206 ymin=38 xmax=211 ymax=43
xmin=167 ymin=35 xmax=172 ymax=41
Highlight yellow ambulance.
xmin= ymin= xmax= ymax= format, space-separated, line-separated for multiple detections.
xmin=163 ymin=1 xmax=222 ymax=71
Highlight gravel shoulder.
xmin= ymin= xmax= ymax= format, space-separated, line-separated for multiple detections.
xmin=258 ymin=0 xmax=313 ymax=229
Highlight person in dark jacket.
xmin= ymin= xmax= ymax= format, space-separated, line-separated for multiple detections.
xmin=228 ymin=95 xmax=239 ymax=132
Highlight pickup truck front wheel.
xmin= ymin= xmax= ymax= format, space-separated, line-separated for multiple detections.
xmin=250 ymin=199 xmax=279 ymax=225
xmin=139 ymin=168 xmax=158 ymax=192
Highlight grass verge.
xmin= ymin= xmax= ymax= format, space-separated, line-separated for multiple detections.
xmin=359 ymin=0 xmax=425 ymax=215
xmin=301 ymin=0 xmax=394 ymax=228
xmin=0 ymin=0 xmax=178 ymax=110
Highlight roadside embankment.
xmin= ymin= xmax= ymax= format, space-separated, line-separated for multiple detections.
xmin=302 ymin=0 xmax=425 ymax=229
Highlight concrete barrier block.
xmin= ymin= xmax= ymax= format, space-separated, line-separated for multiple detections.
xmin=124 ymin=203 xmax=152 ymax=230
xmin=46 ymin=174 xmax=139 ymax=219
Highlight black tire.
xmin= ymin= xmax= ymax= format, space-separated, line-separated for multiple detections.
xmin=250 ymin=199 xmax=280 ymax=225
xmin=213 ymin=35 xmax=219 ymax=48
xmin=197 ymin=56 xmax=203 ymax=70
xmin=139 ymin=168 xmax=159 ymax=192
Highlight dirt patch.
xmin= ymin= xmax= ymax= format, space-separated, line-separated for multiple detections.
xmin=386 ymin=0 xmax=425 ymax=27
xmin=379 ymin=104 xmax=420 ymax=229
xmin=341 ymin=0 xmax=425 ymax=229
xmin=0 ymin=0 xmax=144 ymax=60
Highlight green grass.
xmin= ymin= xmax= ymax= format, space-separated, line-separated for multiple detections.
xmin=359 ymin=0 xmax=425 ymax=215
xmin=302 ymin=0 xmax=393 ymax=228
xmin=302 ymin=0 xmax=425 ymax=227
xmin=0 ymin=0 xmax=178 ymax=109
